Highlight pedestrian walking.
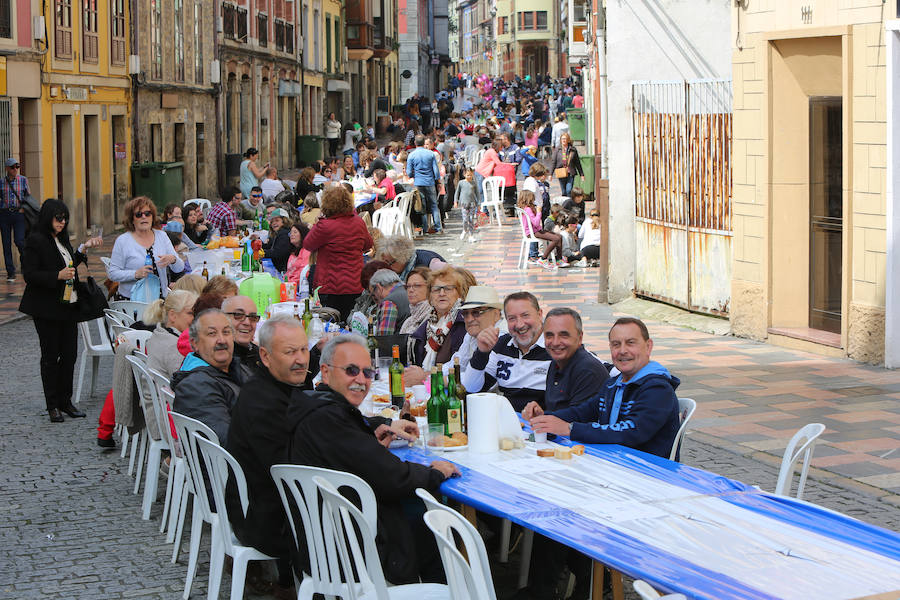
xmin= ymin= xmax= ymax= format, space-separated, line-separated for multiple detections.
xmin=325 ymin=112 xmax=342 ymax=157
xmin=19 ymin=199 xmax=102 ymax=422
xmin=0 ymin=157 xmax=29 ymax=282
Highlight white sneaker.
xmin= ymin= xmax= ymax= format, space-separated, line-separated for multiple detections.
xmin=460 ymin=231 xmax=467 ymax=240
xmin=575 ymin=258 xmax=588 ymax=268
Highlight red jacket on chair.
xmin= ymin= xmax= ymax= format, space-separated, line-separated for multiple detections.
xmin=302 ymin=212 xmax=373 ymax=295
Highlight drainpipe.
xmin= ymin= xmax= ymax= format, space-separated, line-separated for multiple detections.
xmin=597 ymin=2 xmax=607 ymax=180
xmin=214 ymin=21 xmax=223 ymax=189
xmin=130 ymin=0 xmax=139 ymax=164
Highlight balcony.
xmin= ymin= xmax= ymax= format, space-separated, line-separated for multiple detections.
xmin=373 ymin=17 xmax=392 ymax=59
xmin=345 ymin=0 xmax=375 ymax=60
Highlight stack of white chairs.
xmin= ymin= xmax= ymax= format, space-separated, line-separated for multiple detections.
xmin=74 ymin=317 xmax=115 ymax=405
xmin=394 ymin=191 xmax=415 ymax=239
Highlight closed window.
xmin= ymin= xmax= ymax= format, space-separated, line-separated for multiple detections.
xmin=150 ymin=0 xmax=162 ymax=78
xmin=258 ymin=12 xmax=267 ymax=47
xmin=174 ymin=0 xmax=185 ymax=80
xmin=55 ymin=0 xmax=73 ymax=59
xmin=110 ymin=0 xmax=126 ymax=65
xmin=194 ymin=2 xmax=203 ymax=82
xmin=83 ymin=0 xmax=99 ymax=63
xmin=0 ymin=0 xmax=12 ymax=38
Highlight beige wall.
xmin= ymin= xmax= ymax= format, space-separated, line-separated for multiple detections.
xmin=731 ymin=0 xmax=890 ymax=363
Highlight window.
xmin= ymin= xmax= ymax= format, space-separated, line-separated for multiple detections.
xmin=83 ymin=0 xmax=98 ymax=62
xmin=326 ymin=15 xmax=331 ymax=73
xmin=333 ymin=18 xmax=339 ymax=69
xmin=174 ymin=0 xmax=184 ymax=81
xmin=0 ymin=0 xmax=12 ymax=38
xmin=274 ymin=19 xmax=284 ymax=51
xmin=257 ymin=12 xmax=267 ymax=47
xmin=285 ymin=23 xmax=294 ymax=53
xmin=518 ymin=11 xmax=547 ymax=30
xmin=236 ymin=6 xmax=247 ymax=41
xmin=223 ymin=2 xmax=236 ymax=39
xmin=498 ymin=16 xmax=507 ymax=35
xmin=573 ymin=1 xmax=586 ymax=23
xmin=313 ymin=10 xmax=320 ymax=69
xmin=193 ymin=2 xmax=203 ymax=82
xmin=150 ymin=0 xmax=162 ymax=78
xmin=301 ymin=4 xmax=307 ymax=56
xmin=55 ymin=0 xmax=73 ymax=59
xmin=110 ymin=0 xmax=126 ymax=65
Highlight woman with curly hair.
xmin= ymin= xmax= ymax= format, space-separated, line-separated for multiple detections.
xmin=302 ymin=185 xmax=373 ymax=320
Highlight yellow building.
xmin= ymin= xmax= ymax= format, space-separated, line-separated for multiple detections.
xmin=731 ymin=1 xmax=893 ymax=363
xmin=41 ymin=0 xmax=132 ymax=238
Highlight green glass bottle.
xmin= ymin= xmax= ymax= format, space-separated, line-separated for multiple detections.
xmin=446 ymin=370 xmax=463 ymax=435
xmin=454 ymin=357 xmax=467 ymax=434
xmin=389 ymin=344 xmax=404 ymax=408
xmin=427 ymin=367 xmax=446 ymax=429
xmin=301 ymin=297 xmax=313 ymax=334
xmin=241 ymin=241 xmax=251 ymax=272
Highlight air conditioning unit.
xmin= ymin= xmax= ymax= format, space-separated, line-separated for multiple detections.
xmin=128 ymin=55 xmax=141 ymax=74
xmin=32 ymin=16 xmax=45 ymax=40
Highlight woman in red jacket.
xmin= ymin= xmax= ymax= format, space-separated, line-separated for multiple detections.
xmin=303 ymin=185 xmax=373 ymax=321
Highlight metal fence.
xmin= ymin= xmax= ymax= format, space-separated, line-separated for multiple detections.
xmin=632 ymin=79 xmax=733 ymax=315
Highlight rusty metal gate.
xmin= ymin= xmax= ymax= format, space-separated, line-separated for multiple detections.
xmin=632 ymin=79 xmax=732 ymax=315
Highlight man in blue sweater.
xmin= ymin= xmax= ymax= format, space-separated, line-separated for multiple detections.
xmin=405 ymin=134 xmax=442 ymax=233
xmin=520 ymin=317 xmax=680 ymax=600
xmin=527 ymin=316 xmax=680 ymax=457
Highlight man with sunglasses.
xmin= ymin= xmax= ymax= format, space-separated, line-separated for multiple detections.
xmin=288 ymin=335 xmax=459 ymax=584
xmin=442 ymin=285 xmax=507 ymax=378
xmin=1 ymin=157 xmax=29 ymax=282
xmin=239 ymin=186 xmax=265 ymax=221
xmin=222 ymin=295 xmax=263 ymax=380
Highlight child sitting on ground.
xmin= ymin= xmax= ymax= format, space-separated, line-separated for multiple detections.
xmin=559 ymin=214 xmax=586 ymax=266
xmin=542 ymin=203 xmax=563 ymax=234
xmin=455 ymin=168 xmax=479 ymax=242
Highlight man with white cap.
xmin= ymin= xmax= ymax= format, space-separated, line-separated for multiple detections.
xmin=443 ymin=285 xmax=507 ymax=378
xmin=0 ymin=157 xmax=29 ymax=282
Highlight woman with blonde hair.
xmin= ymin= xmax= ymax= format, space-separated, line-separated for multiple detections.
xmin=170 ymin=273 xmax=206 ymax=294
xmin=145 ymin=289 xmax=198 ymax=379
xmin=408 ymin=266 xmax=470 ymax=370
xmin=202 ymin=275 xmax=239 ymax=298
xmin=580 ymin=208 xmax=603 ymax=266
xmin=550 ymin=132 xmax=584 ymax=197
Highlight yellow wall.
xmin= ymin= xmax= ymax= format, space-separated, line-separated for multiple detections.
xmin=39 ymin=0 xmax=132 ymax=237
xmin=731 ymin=0 xmax=889 ymax=362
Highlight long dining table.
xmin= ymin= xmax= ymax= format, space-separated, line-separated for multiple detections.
xmin=394 ymin=434 xmax=900 ymax=600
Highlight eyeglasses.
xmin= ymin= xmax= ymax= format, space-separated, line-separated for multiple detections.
xmin=134 ymin=210 xmax=154 ymax=218
xmin=251 ymin=194 xmax=263 ymax=199
xmin=590 ymin=213 xmax=599 ymax=217
xmin=461 ymin=306 xmax=493 ymax=318
xmin=406 ymin=282 xmax=426 ymax=289
xmin=431 ymin=285 xmax=456 ymax=295
xmin=54 ymin=214 xmax=68 ymax=222
xmin=328 ymin=363 xmax=376 ymax=379
xmin=225 ymin=311 xmax=261 ymax=323
xmin=8 ymin=164 xmax=19 ymax=169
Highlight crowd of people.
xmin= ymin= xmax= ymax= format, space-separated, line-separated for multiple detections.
xmin=10 ymin=75 xmax=687 ymax=600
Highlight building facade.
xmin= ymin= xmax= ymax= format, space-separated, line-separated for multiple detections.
xmin=732 ymin=0 xmax=895 ymax=364
xmin=218 ymin=0 xmax=301 ymax=182
xmin=132 ymin=0 xmax=218 ymax=201
xmin=458 ymin=0 xmax=492 ymax=76
xmin=398 ymin=0 xmax=437 ymax=101
xmin=495 ymin=0 xmax=559 ymax=80
xmin=44 ymin=0 xmax=132 ymax=237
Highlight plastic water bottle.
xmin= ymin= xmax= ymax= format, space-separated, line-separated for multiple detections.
xmin=308 ymin=314 xmax=325 ymax=348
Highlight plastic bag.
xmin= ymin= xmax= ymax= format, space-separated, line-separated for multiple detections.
xmin=131 ymin=273 xmax=162 ymax=303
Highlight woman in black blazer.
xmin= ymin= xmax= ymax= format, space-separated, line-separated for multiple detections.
xmin=19 ymin=199 xmax=101 ymax=422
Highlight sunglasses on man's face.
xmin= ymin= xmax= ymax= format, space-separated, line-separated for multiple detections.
xmin=225 ymin=311 xmax=261 ymax=323
xmin=134 ymin=210 xmax=154 ymax=218
xmin=328 ymin=363 xmax=377 ymax=379
xmin=251 ymin=194 xmax=263 ymax=199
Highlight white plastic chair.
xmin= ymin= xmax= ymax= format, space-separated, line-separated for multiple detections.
xmin=633 ymin=580 xmax=687 ymax=600
xmin=373 ymin=206 xmax=403 ymax=236
xmin=115 ymin=327 xmax=152 ymax=350
xmin=100 ymin=256 xmax=112 ymax=274
xmin=314 ymin=476 xmax=450 ymax=600
xmin=109 ymin=299 xmax=149 ymax=322
xmin=774 ymin=423 xmax=826 ymax=500
xmin=416 ymin=489 xmax=498 ymax=599
xmin=185 ymin=198 xmax=212 ymax=214
xmin=669 ymin=397 xmax=697 ymax=461
xmin=104 ymin=307 xmax=135 ymax=328
xmin=480 ymin=175 xmax=504 ymax=226
xmin=394 ymin=191 xmax=415 ymax=238
xmin=126 ymin=355 xmax=172 ymax=521
xmin=271 ymin=464 xmax=384 ymax=599
xmin=515 ymin=206 xmax=556 ymax=269
xmin=424 ymin=508 xmax=498 ymax=600
xmin=73 ymin=317 xmax=114 ymax=404
xmin=194 ymin=435 xmax=278 ymax=600
xmin=169 ymin=412 xmax=218 ymax=597
xmin=150 ymin=373 xmax=181 ymax=538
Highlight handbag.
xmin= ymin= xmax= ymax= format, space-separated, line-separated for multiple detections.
xmin=130 ymin=273 xmax=162 ymax=303
xmin=554 ymin=166 xmax=569 ymax=179
xmin=74 ymin=264 xmax=109 ymax=322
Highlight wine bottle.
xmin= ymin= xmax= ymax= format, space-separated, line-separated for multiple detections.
xmin=427 ymin=367 xmax=445 ymax=428
xmin=367 ymin=322 xmax=379 ymax=368
xmin=389 ymin=344 xmax=404 ymax=408
xmin=454 ymin=357 xmax=467 ymax=434
xmin=241 ymin=240 xmax=251 ymax=272
xmin=61 ymin=261 xmax=74 ymax=303
xmin=302 ymin=297 xmax=313 ymax=334
xmin=435 ymin=364 xmax=450 ymax=435
xmin=446 ymin=370 xmax=462 ymax=435
xmin=201 ymin=261 xmax=209 ymax=280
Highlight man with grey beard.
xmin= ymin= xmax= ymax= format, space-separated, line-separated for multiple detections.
xmin=171 ymin=308 xmax=245 ymax=445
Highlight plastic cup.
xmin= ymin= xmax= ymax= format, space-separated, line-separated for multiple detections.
xmin=415 ymin=416 xmax=428 ymax=446
xmin=534 ymin=432 xmax=548 ymax=444
xmin=426 ymin=424 xmax=445 ymax=453
xmin=377 ymin=357 xmax=391 ymax=382
xmin=412 ymin=385 xmax=428 ymax=404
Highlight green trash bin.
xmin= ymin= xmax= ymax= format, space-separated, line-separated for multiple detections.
xmin=131 ymin=162 xmax=185 ymax=212
xmin=567 ymin=108 xmax=586 ymax=142
xmin=296 ymin=135 xmax=324 ymax=167
xmin=579 ymin=154 xmax=595 ymax=194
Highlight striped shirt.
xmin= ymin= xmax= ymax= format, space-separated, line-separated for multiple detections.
xmin=461 ymin=333 xmax=551 ymax=412
xmin=0 ymin=174 xmax=29 ymax=210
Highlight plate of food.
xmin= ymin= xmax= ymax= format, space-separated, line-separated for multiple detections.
xmin=427 ymin=432 xmax=469 ymax=452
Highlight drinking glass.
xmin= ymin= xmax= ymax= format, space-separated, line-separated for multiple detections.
xmin=426 ymin=424 xmax=445 ymax=453
xmin=376 ymin=357 xmax=391 ymax=382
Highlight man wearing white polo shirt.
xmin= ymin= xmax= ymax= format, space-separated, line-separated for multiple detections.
xmin=461 ymin=291 xmax=550 ymax=412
